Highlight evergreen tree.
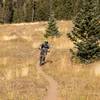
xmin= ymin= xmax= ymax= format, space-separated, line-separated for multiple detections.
xmin=97 ymin=0 xmax=100 ymax=15
xmin=13 ymin=0 xmax=25 ymax=23
xmin=4 ymin=0 xmax=13 ymax=23
xmin=24 ymin=0 xmax=33 ymax=22
xmin=35 ymin=0 xmax=49 ymax=21
xmin=65 ymin=0 xmax=73 ymax=19
xmin=25 ymin=0 xmax=37 ymax=22
xmin=53 ymin=0 xmax=73 ymax=20
xmin=0 ymin=0 xmax=3 ymax=23
xmin=67 ymin=0 xmax=100 ymax=63
xmin=45 ymin=13 xmax=59 ymax=38
xmin=0 ymin=0 xmax=99 ymax=23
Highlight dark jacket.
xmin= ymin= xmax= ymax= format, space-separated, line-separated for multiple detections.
xmin=40 ymin=43 xmax=49 ymax=56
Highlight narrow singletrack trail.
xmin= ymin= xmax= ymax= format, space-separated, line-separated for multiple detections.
xmin=34 ymin=47 xmax=60 ymax=100
xmin=36 ymin=63 xmax=59 ymax=100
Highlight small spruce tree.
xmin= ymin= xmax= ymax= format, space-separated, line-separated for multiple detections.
xmin=67 ymin=0 xmax=100 ymax=63
xmin=45 ymin=13 xmax=59 ymax=38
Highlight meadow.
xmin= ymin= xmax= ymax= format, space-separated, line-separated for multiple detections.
xmin=0 ymin=21 xmax=100 ymax=100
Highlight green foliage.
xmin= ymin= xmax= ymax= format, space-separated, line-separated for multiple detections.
xmin=53 ymin=0 xmax=73 ymax=20
xmin=0 ymin=0 xmax=100 ymax=23
xmin=35 ymin=0 xmax=49 ymax=21
xmin=0 ymin=0 xmax=3 ymax=23
xmin=12 ymin=0 xmax=25 ymax=23
xmin=24 ymin=0 xmax=33 ymax=22
xmin=45 ymin=13 xmax=59 ymax=38
xmin=67 ymin=0 xmax=100 ymax=63
xmin=97 ymin=0 xmax=100 ymax=15
xmin=3 ymin=0 xmax=13 ymax=23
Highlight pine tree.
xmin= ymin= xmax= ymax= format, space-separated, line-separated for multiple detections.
xmin=53 ymin=0 xmax=73 ymax=20
xmin=45 ymin=13 xmax=59 ymax=38
xmin=36 ymin=0 xmax=49 ymax=21
xmin=13 ymin=0 xmax=25 ymax=23
xmin=0 ymin=0 xmax=3 ymax=23
xmin=67 ymin=0 xmax=100 ymax=63
xmin=97 ymin=0 xmax=100 ymax=15
xmin=4 ymin=0 xmax=13 ymax=23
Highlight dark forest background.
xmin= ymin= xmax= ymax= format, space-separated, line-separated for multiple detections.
xmin=0 ymin=0 xmax=100 ymax=23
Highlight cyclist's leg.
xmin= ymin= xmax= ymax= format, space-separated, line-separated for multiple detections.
xmin=40 ymin=54 xmax=45 ymax=65
xmin=43 ymin=55 xmax=46 ymax=63
xmin=39 ymin=50 xmax=47 ymax=66
xmin=40 ymin=55 xmax=43 ymax=65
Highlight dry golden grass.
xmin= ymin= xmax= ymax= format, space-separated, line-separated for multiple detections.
xmin=0 ymin=64 xmax=48 ymax=100
xmin=0 ymin=37 xmax=48 ymax=100
xmin=43 ymin=49 xmax=100 ymax=100
xmin=0 ymin=20 xmax=100 ymax=100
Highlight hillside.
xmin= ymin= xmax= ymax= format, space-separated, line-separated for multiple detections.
xmin=0 ymin=21 xmax=100 ymax=100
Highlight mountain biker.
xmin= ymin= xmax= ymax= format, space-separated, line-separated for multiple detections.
xmin=39 ymin=41 xmax=50 ymax=65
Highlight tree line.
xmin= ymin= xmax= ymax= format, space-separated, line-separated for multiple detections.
xmin=0 ymin=0 xmax=100 ymax=23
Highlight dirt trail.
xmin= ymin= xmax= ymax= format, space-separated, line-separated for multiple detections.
xmin=36 ymin=63 xmax=59 ymax=100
